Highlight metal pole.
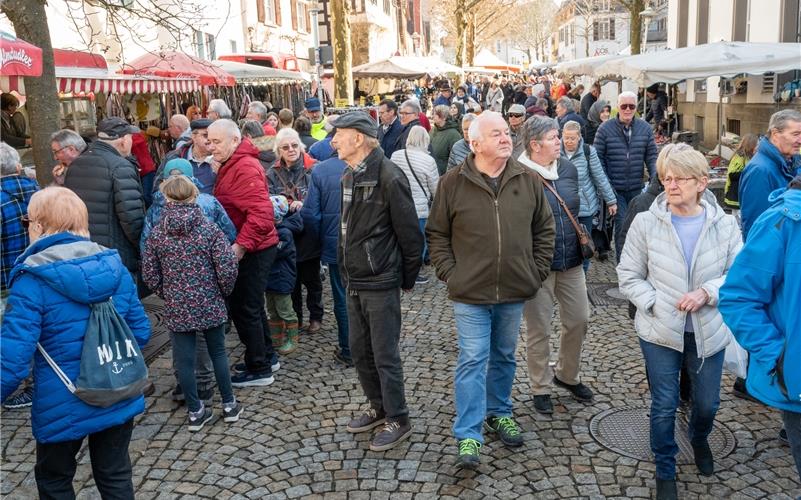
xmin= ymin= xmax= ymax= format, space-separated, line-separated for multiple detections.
xmin=310 ymin=9 xmax=324 ymax=111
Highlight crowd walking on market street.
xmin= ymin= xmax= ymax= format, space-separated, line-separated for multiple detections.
xmin=3 ymin=75 xmax=801 ymax=500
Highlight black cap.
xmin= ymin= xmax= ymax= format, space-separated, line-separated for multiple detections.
xmin=190 ymin=118 xmax=213 ymax=130
xmin=97 ymin=117 xmax=140 ymax=139
xmin=334 ymin=111 xmax=378 ymax=138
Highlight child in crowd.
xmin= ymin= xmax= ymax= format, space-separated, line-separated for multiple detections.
xmin=264 ymin=195 xmax=303 ymax=355
xmin=142 ymin=175 xmax=241 ymax=431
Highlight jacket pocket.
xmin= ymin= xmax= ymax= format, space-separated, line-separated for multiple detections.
xmin=364 ymin=240 xmax=376 ymax=275
xmin=774 ymin=348 xmax=789 ymax=399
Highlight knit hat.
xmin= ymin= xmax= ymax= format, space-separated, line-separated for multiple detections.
xmin=163 ymin=158 xmax=193 ymax=179
xmin=271 ymin=195 xmax=289 ymax=223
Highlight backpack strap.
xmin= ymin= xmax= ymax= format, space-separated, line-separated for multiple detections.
xmin=36 ymin=343 xmax=77 ymax=394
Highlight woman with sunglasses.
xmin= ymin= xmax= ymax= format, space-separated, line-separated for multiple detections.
xmin=268 ymin=129 xmax=324 ymax=335
xmin=617 ymin=148 xmax=742 ymax=500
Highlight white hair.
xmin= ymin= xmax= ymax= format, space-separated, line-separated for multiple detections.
xmin=618 ymin=91 xmax=637 ymax=104
xmin=49 ymin=129 xmax=87 ymax=153
xmin=0 ymin=142 xmax=21 ymax=175
xmin=208 ymin=99 xmax=232 ymax=119
xmin=400 ymin=99 xmax=421 ymax=114
xmin=169 ymin=114 xmax=190 ymax=130
xmin=405 ymin=125 xmax=430 ymax=151
xmin=248 ymin=101 xmax=268 ymax=121
xmin=563 ymin=120 xmax=582 ymax=134
xmin=208 ymin=118 xmax=241 ymax=140
xmin=467 ymin=111 xmax=504 ymax=141
xmin=274 ymin=127 xmax=305 ymax=154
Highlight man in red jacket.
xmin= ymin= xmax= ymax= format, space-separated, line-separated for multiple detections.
xmin=208 ymin=119 xmax=280 ymax=387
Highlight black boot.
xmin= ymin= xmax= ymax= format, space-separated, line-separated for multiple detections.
xmin=692 ymin=441 xmax=714 ymax=476
xmin=656 ymin=478 xmax=677 ymax=500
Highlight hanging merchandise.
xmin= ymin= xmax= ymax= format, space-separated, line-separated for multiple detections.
xmin=126 ymin=93 xmax=161 ymax=122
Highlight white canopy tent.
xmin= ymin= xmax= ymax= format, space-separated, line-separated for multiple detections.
xmin=555 ymin=54 xmax=626 ymax=78
xmin=352 ymin=56 xmax=463 ymax=79
xmin=473 ymin=49 xmax=522 ymax=72
xmin=212 ymin=59 xmax=309 ymax=83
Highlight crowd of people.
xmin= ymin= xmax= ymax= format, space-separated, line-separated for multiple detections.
xmin=0 ymin=79 xmax=800 ymax=500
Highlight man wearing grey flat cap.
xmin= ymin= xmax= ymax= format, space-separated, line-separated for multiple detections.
xmin=65 ymin=117 xmax=146 ymax=275
xmin=332 ymin=111 xmax=423 ymax=452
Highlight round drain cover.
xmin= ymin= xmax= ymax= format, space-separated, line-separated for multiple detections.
xmin=589 ymin=405 xmax=736 ymax=463
xmin=605 ymin=286 xmax=627 ymax=300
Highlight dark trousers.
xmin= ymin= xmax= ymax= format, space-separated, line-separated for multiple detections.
xmin=328 ymin=263 xmax=350 ymax=357
xmin=229 ymin=246 xmax=277 ymax=374
xmin=613 ymin=187 xmax=645 ymax=263
xmin=784 ymin=410 xmax=801 ymax=478
xmin=348 ymin=288 xmax=408 ymax=421
xmin=292 ymin=257 xmax=324 ymax=325
xmin=173 ymin=324 xmax=235 ymax=412
xmin=35 ymin=419 xmax=134 ymax=500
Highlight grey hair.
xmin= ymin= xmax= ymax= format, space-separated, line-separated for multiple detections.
xmin=572 ymin=98 xmax=581 ymax=113
xmin=433 ymin=105 xmax=450 ymax=120
xmin=520 ymin=115 xmax=559 ymax=155
xmin=240 ymin=119 xmax=265 ymax=139
xmin=618 ymin=91 xmax=637 ymax=103
xmin=405 ymin=125 xmax=430 ymax=151
xmin=461 ymin=113 xmax=477 ymax=127
xmin=169 ymin=114 xmax=190 ymax=130
xmin=400 ymin=99 xmax=421 ymax=114
xmin=536 ymin=98 xmax=548 ymax=109
xmin=563 ymin=120 xmax=582 ymax=134
xmin=49 ymin=129 xmax=87 ymax=153
xmin=208 ymin=118 xmax=241 ymax=140
xmin=248 ymin=101 xmax=268 ymax=121
xmin=556 ymin=96 xmax=573 ymax=110
xmin=467 ymin=111 xmax=505 ymax=141
xmin=274 ymin=127 xmax=305 ymax=154
xmin=768 ymin=109 xmax=801 ymax=135
xmin=208 ymin=99 xmax=232 ymax=119
xmin=0 ymin=142 xmax=21 ymax=175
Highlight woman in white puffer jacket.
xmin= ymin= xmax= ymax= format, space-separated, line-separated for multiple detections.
xmin=617 ymin=146 xmax=742 ymax=500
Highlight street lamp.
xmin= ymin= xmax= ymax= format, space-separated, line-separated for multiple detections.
xmin=640 ymin=4 xmax=656 ymax=54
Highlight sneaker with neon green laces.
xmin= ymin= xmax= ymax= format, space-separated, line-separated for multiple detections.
xmin=456 ymin=438 xmax=481 ymax=470
xmin=484 ymin=415 xmax=524 ymax=447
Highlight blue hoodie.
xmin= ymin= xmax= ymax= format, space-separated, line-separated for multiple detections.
xmin=1 ymin=233 xmax=151 ymax=443
xmin=719 ymin=186 xmax=801 ymax=413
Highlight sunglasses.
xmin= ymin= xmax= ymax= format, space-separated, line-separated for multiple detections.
xmin=280 ymin=143 xmax=300 ymax=151
xmin=508 ymin=113 xmax=524 ymax=118
xmin=619 ymin=104 xmax=637 ymax=111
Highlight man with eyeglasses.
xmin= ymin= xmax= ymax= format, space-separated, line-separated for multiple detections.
xmin=153 ymin=119 xmax=216 ymax=195
xmin=396 ymin=100 xmax=423 ymax=154
xmin=593 ymin=91 xmax=657 ymax=262
xmin=49 ymin=129 xmax=87 ymax=185
xmin=377 ymin=99 xmax=403 ymax=158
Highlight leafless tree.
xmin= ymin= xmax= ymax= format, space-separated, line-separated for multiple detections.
xmin=508 ymin=0 xmax=557 ymax=63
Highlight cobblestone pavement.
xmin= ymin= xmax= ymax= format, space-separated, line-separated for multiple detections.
xmin=2 ymin=259 xmax=799 ymax=499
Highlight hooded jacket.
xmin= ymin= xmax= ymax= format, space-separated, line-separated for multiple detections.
xmin=268 ymin=156 xmax=320 ymax=262
xmin=1 ymin=233 xmax=150 ymax=443
xmin=585 ymin=99 xmax=608 ymax=145
xmin=430 ymin=118 xmax=462 ymax=175
xmin=1 ymin=174 xmax=38 ymax=291
xmin=251 ymin=135 xmax=277 ymax=174
xmin=141 ymin=203 xmax=238 ymax=332
xmin=266 ymin=211 xmax=304 ymax=295
xmin=617 ymin=193 xmax=742 ymax=358
xmin=447 ymin=139 xmax=472 ymax=171
xmin=719 ymin=185 xmax=801 ymax=413
xmin=213 ymin=138 xmax=279 ymax=252
xmin=561 ymin=139 xmax=617 ymax=217
xmin=301 ymin=156 xmax=347 ymax=265
xmin=64 ymin=141 xmax=146 ymax=272
xmin=593 ymin=116 xmax=657 ymax=192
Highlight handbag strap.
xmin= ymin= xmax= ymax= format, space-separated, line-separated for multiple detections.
xmin=404 ymin=149 xmax=431 ymax=200
xmin=536 ymin=173 xmax=586 ymax=237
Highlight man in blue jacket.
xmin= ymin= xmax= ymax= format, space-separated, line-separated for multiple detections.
xmin=377 ymin=99 xmax=403 ymax=158
xmin=593 ymin=91 xmax=657 ymax=262
xmin=719 ymin=176 xmax=801 ymax=478
xmin=739 ymin=109 xmax=801 ymax=241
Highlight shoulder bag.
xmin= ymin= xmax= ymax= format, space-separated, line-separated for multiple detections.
xmin=404 ymin=149 xmax=433 ymax=208
xmin=537 ymin=174 xmax=596 ymax=259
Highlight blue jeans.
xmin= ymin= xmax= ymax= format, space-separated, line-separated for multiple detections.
xmin=173 ymin=324 xmax=235 ymax=412
xmin=613 ymin=187 xmax=644 ymax=263
xmin=783 ymin=410 xmax=801 ymax=478
xmin=418 ymin=218 xmax=429 ymax=263
xmin=452 ymin=301 xmax=524 ymax=443
xmin=640 ymin=333 xmax=725 ymax=480
xmin=579 ymin=215 xmax=593 ymax=272
xmin=327 ymin=263 xmax=350 ymax=358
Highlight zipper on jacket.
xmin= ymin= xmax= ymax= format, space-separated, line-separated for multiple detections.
xmin=365 ymin=240 xmax=376 ymax=274
xmin=494 ymin=198 xmax=502 ymax=302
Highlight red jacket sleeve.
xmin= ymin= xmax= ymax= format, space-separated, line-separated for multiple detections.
xmin=233 ymin=162 xmax=277 ymax=251
xmin=130 ymin=133 xmax=156 ymax=176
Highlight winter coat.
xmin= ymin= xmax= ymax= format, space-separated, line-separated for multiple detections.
xmin=580 ymin=92 xmax=597 ymax=120
xmin=299 ymin=132 xmax=317 ymax=150
xmin=739 ymin=137 xmax=801 ymax=240
xmin=447 ymin=139 xmax=471 ymax=171
xmin=486 ymin=87 xmax=504 ymax=112
xmin=301 ymin=157 xmax=346 ymax=265
xmin=213 ymin=138 xmax=279 ymax=252
xmin=266 ymin=211 xmax=303 ymax=295
xmin=251 ymin=135 xmax=277 ymax=176
xmin=561 ymin=140 xmax=617 ymax=217
xmin=432 ymin=94 xmax=452 ymax=107
xmin=140 ymin=190 xmax=236 ymax=255
xmin=617 ymin=193 xmax=742 ymax=358
xmin=130 ymin=133 xmax=156 ymax=177
xmin=310 ymin=119 xmax=328 ymax=141
xmin=268 ymin=157 xmax=320 ymax=262
xmin=396 ymin=119 xmax=421 ymax=157
xmin=1 ymin=110 xmax=27 ymax=148
xmin=645 ymin=91 xmax=668 ymax=124
xmin=427 ymin=154 xmax=555 ymax=305
xmin=378 ymin=118 xmax=404 ymax=158
xmin=309 ymin=136 xmax=336 ymax=162
xmin=390 ymin=148 xmax=439 ymax=219
xmin=585 ymin=100 xmax=608 ymax=145
xmin=558 ymin=111 xmax=588 ymax=140
xmin=719 ymin=186 xmax=801 ymax=413
xmin=153 ymin=143 xmax=216 ymax=196
xmin=593 ymin=117 xmax=658 ymax=192
xmin=141 ymin=203 xmax=238 ymax=332
xmin=0 ymin=232 xmax=150 ymax=443
xmin=526 ymin=105 xmax=548 ymax=118
xmin=429 ymin=118 xmax=462 ymax=175
xmin=723 ymin=152 xmax=749 ymax=208
xmin=64 ymin=140 xmax=146 ymax=272
xmin=338 ymin=147 xmax=423 ymax=291
xmin=1 ymin=174 xmax=38 ymax=291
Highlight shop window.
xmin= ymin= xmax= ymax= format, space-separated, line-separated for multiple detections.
xmin=727 ymin=119 xmax=741 ymax=136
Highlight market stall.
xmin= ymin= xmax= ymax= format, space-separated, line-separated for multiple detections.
xmin=0 ymin=31 xmax=43 ymax=92
xmin=211 ymin=59 xmax=310 ymax=117
xmin=473 ymin=49 xmax=522 ymax=74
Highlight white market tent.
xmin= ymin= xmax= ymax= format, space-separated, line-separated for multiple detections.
xmin=594 ymin=41 xmax=801 ymax=86
xmin=212 ymin=59 xmax=309 ymax=83
xmin=462 ymin=65 xmax=498 ymax=75
xmin=555 ymin=54 xmax=626 ymax=78
xmin=473 ymin=49 xmax=522 ymax=72
xmin=352 ymin=56 xmax=463 ymax=79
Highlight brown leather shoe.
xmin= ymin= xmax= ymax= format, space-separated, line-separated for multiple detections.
xmin=307 ymin=320 xmax=322 ymax=333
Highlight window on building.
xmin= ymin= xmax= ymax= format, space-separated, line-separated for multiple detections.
xmin=265 ymin=0 xmax=278 ymax=24
xmin=383 ymin=0 xmax=391 ymax=14
xmin=593 ymin=18 xmax=615 ymax=41
xmin=570 ymin=23 xmax=575 ymax=45
xmin=205 ymin=33 xmax=216 ymax=60
xmin=781 ymin=0 xmax=800 ymax=42
xmin=762 ymin=73 xmax=776 ymax=94
xmin=257 ymin=0 xmax=265 ymax=23
xmin=230 ymin=40 xmax=237 ymax=53
xmin=559 ymin=27 xmax=565 ymax=43
xmin=677 ymin=0 xmax=689 ymax=47
xmin=595 ymin=0 xmax=611 ymax=12
xmin=727 ymin=119 xmax=741 ymax=136
xmin=732 ymin=0 xmax=748 ymax=41
xmin=193 ymin=30 xmax=205 ymax=59
xmin=696 ymin=0 xmax=709 ymax=44
xmin=694 ymin=79 xmax=707 ymax=93
xmin=297 ymin=1 xmax=310 ymax=32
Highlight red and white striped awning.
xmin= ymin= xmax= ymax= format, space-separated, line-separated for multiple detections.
xmin=58 ymin=75 xmax=199 ymax=94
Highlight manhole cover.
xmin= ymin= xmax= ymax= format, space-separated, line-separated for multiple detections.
xmin=587 ymin=282 xmax=627 ymax=306
xmin=589 ymin=405 xmax=736 ymax=463
xmin=141 ymin=296 xmax=171 ymax=363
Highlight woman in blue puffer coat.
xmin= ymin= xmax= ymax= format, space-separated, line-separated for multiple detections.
xmin=0 ymin=186 xmax=150 ymax=498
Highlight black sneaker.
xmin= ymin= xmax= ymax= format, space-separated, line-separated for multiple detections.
xmin=456 ymin=438 xmax=481 ymax=470
xmin=233 ymin=356 xmax=280 ymax=374
xmin=692 ymin=441 xmax=714 ymax=476
xmin=171 ymin=384 xmax=185 ymax=403
xmin=231 ymin=370 xmax=274 ymax=388
xmin=2 ymin=387 xmax=33 ymax=409
xmin=484 ymin=416 xmax=524 ymax=447
xmin=655 ymin=478 xmax=678 ymax=500
xmin=187 ymin=407 xmax=213 ymax=432
xmin=346 ymin=408 xmax=386 ymax=433
xmin=333 ymin=349 xmax=354 ymax=367
xmin=532 ymin=394 xmax=554 ymax=415
xmin=198 ymin=388 xmax=214 ymax=406
xmin=369 ymin=420 xmax=412 ymax=451
xmin=553 ymin=376 xmax=594 ymax=402
xmin=222 ymin=402 xmax=243 ymax=423
xmin=415 ymin=275 xmax=429 ymax=284
xmin=779 ymin=427 xmax=789 ymax=445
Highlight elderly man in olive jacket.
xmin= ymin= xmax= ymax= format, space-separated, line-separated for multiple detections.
xmin=427 ymin=111 xmax=555 ymax=470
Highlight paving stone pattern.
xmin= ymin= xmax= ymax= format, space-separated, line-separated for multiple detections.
xmin=2 ymin=259 xmax=799 ymax=499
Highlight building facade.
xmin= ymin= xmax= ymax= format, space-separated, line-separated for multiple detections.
xmin=552 ymin=0 xmax=631 ymax=62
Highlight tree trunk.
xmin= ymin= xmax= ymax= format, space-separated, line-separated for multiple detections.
xmin=330 ymin=0 xmax=353 ymax=105
xmin=454 ymin=4 xmax=466 ymax=67
xmin=2 ymin=0 xmax=59 ymax=186
xmin=627 ymin=0 xmax=644 ymax=55
xmin=466 ymin=14 xmax=476 ymax=66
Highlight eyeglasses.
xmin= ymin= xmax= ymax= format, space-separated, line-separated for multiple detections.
xmin=280 ymin=143 xmax=300 ymax=151
xmin=21 ymin=215 xmax=32 ymax=229
xmin=51 ymin=145 xmax=69 ymax=157
xmin=619 ymin=104 xmax=637 ymax=111
xmin=661 ymin=176 xmax=695 ymax=186
xmin=399 ymin=111 xmax=416 ymax=116
xmin=508 ymin=113 xmax=524 ymax=118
